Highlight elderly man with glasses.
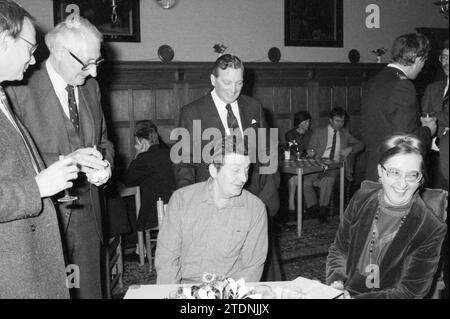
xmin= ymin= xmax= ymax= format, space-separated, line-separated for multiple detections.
xmin=5 ymin=15 xmax=114 ymax=299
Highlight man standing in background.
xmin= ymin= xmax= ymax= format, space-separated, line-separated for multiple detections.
xmin=361 ymin=33 xmax=437 ymax=181
xmin=6 ymin=15 xmax=114 ymax=298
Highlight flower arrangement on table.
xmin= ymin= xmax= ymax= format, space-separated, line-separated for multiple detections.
xmin=169 ymin=273 xmax=261 ymax=299
xmin=281 ymin=140 xmax=304 ymax=160
xmin=372 ymin=47 xmax=388 ymax=62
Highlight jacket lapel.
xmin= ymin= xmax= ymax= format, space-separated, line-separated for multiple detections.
xmin=78 ymin=85 xmax=96 ymax=146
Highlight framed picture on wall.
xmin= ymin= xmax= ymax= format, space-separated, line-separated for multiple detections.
xmin=285 ymin=0 xmax=343 ymax=47
xmin=53 ymin=0 xmax=140 ymax=42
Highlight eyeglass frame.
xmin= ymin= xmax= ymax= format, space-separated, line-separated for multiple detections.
xmin=380 ymin=164 xmax=423 ymax=184
xmin=18 ymin=36 xmax=38 ymax=56
xmin=68 ymin=50 xmax=104 ymax=71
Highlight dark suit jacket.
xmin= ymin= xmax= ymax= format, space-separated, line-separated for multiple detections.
xmin=307 ymin=125 xmax=364 ymax=180
xmin=326 ymin=181 xmax=447 ymax=298
xmin=6 ymin=63 xmax=114 ymax=244
xmin=361 ymin=66 xmax=432 ymax=181
xmin=422 ymin=79 xmax=449 ymax=139
xmin=173 ymin=92 xmax=280 ymax=216
xmin=0 ymin=106 xmax=69 ymax=298
xmin=124 ymin=144 xmax=176 ymax=230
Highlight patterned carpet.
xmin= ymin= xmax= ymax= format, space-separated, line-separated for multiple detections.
xmin=113 ymin=212 xmax=340 ymax=298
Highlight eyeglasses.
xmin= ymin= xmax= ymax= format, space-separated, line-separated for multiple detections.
xmin=381 ymin=164 xmax=422 ymax=183
xmin=439 ymin=54 xmax=449 ymax=63
xmin=18 ymin=36 xmax=38 ymax=56
xmin=68 ymin=50 xmax=104 ymax=71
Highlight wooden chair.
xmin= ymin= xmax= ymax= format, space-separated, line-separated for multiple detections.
xmin=144 ymin=199 xmax=167 ymax=273
xmin=118 ymin=186 xmax=145 ymax=266
xmin=103 ymin=235 xmax=124 ymax=299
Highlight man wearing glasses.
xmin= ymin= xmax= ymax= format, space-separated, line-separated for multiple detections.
xmin=6 ymin=15 xmax=114 ymax=299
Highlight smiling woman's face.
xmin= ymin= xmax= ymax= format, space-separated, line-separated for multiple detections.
xmin=377 ymin=153 xmax=422 ymax=206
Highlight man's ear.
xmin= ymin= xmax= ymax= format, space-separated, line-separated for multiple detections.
xmin=210 ymin=74 xmax=216 ymax=88
xmin=0 ymin=31 xmax=13 ymax=52
xmin=376 ymin=164 xmax=383 ymax=181
xmin=209 ymin=163 xmax=218 ymax=178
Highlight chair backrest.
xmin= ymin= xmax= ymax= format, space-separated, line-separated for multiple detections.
xmin=361 ymin=180 xmax=448 ymax=222
xmin=119 ymin=186 xmax=141 ymax=218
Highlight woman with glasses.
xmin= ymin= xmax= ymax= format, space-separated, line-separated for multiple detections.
xmin=326 ymin=132 xmax=447 ymax=298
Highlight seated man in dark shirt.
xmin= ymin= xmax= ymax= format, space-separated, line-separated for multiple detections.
xmin=124 ymin=120 xmax=175 ymax=231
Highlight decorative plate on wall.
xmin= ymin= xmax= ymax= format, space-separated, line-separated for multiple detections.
xmin=268 ymin=47 xmax=281 ymax=62
xmin=158 ymin=45 xmax=174 ymax=62
xmin=348 ymin=49 xmax=360 ymax=64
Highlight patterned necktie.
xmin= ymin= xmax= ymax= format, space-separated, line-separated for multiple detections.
xmin=0 ymin=86 xmax=41 ymax=173
xmin=225 ymin=104 xmax=240 ymax=133
xmin=66 ymin=85 xmax=80 ymax=134
xmin=329 ymin=129 xmax=337 ymax=160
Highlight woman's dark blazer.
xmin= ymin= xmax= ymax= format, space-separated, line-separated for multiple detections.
xmin=326 ymin=180 xmax=447 ymax=298
xmin=124 ymin=144 xmax=176 ymax=230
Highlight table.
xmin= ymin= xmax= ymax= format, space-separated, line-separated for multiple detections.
xmin=123 ymin=277 xmax=343 ymax=299
xmin=279 ymin=158 xmax=344 ymax=237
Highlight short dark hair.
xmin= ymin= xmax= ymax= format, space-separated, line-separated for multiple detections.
xmin=134 ymin=120 xmax=159 ymax=145
xmin=211 ymin=134 xmax=248 ymax=170
xmin=391 ymin=33 xmax=430 ymax=66
xmin=293 ymin=111 xmax=312 ymax=127
xmin=211 ymin=54 xmax=244 ymax=77
xmin=329 ymin=106 xmax=347 ymax=120
xmin=0 ymin=0 xmax=33 ymax=39
xmin=378 ymin=132 xmax=426 ymax=178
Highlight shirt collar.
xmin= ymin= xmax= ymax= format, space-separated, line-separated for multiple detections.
xmin=387 ymin=63 xmax=408 ymax=77
xmin=211 ymin=89 xmax=238 ymax=109
xmin=46 ymin=59 xmax=71 ymax=94
xmin=196 ymin=177 xmax=245 ymax=208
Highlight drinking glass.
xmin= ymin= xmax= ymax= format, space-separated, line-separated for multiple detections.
xmin=57 ymin=155 xmax=78 ymax=203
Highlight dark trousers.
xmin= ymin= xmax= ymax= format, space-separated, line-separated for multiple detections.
xmin=61 ymin=192 xmax=102 ymax=299
xmin=261 ymin=217 xmax=284 ymax=281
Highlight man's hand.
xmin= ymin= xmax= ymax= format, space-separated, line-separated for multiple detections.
xmin=35 ymin=157 xmax=79 ymax=198
xmin=134 ymin=140 xmax=149 ymax=158
xmin=67 ymin=147 xmax=108 ymax=173
xmin=340 ymin=147 xmax=353 ymax=158
xmin=420 ymin=116 xmax=437 ymax=136
xmin=86 ymin=161 xmax=112 ymax=186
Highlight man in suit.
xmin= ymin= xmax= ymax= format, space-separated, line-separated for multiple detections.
xmin=173 ymin=54 xmax=279 ymax=217
xmin=361 ymin=33 xmax=437 ymax=182
xmin=0 ymin=0 xmax=79 ymax=298
xmin=421 ymin=39 xmax=449 ymax=189
xmin=172 ymin=54 xmax=280 ymax=280
xmin=305 ymin=107 xmax=364 ymax=223
xmin=6 ymin=16 xmax=114 ymax=299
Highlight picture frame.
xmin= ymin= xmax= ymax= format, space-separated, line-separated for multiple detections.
xmin=53 ymin=0 xmax=140 ymax=42
xmin=284 ymin=0 xmax=343 ymax=47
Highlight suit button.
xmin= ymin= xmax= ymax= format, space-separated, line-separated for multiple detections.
xmin=30 ymin=225 xmax=36 ymax=232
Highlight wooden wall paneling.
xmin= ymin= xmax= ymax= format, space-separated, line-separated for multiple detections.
xmin=307 ymin=81 xmax=320 ymax=128
xmin=132 ymin=89 xmax=154 ymax=121
xmin=108 ymin=89 xmax=130 ymax=122
xmin=347 ymin=86 xmax=362 ymax=116
xmin=318 ymin=86 xmax=332 ymax=119
xmin=291 ymin=86 xmax=308 ymax=114
xmin=333 ymin=86 xmax=348 ymax=110
xmin=155 ymin=88 xmax=176 ymax=120
xmin=273 ymin=87 xmax=291 ymax=114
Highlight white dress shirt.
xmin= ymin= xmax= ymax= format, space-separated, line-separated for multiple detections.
xmin=46 ymin=60 xmax=79 ymax=119
xmin=210 ymin=90 xmax=243 ymax=135
xmin=322 ymin=125 xmax=341 ymax=161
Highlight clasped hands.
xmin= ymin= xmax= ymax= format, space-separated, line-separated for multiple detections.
xmin=67 ymin=147 xmax=111 ymax=186
xmin=420 ymin=115 xmax=437 ymax=136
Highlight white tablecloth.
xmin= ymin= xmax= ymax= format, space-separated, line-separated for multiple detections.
xmin=124 ymin=277 xmax=342 ymax=299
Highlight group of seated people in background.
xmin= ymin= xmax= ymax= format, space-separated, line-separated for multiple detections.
xmin=1 ymin=0 xmax=448 ymax=299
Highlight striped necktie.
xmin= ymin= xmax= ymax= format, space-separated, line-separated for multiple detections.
xmin=225 ymin=104 xmax=240 ymax=133
xmin=329 ymin=129 xmax=337 ymax=160
xmin=0 ymin=86 xmax=41 ymax=173
xmin=66 ymin=85 xmax=80 ymax=134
